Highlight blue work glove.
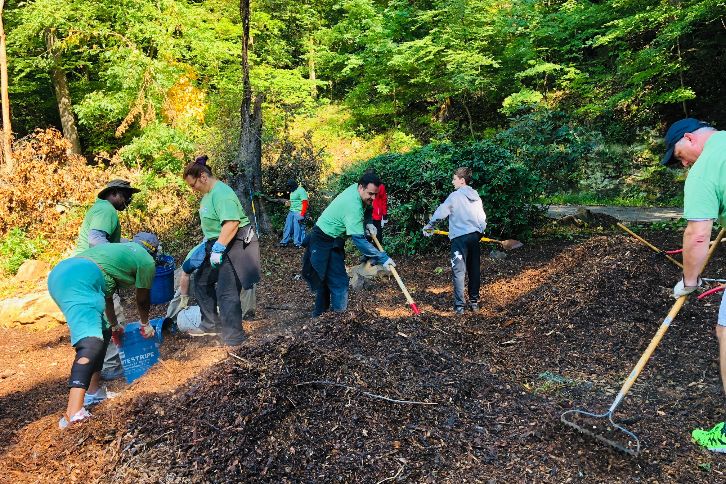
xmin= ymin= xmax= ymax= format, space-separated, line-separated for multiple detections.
xmin=210 ymin=242 xmax=226 ymax=268
xmin=422 ymin=224 xmax=434 ymax=237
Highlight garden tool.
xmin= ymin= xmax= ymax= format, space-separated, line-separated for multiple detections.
xmin=561 ymin=227 xmax=726 ymax=456
xmin=432 ymin=230 xmax=523 ymax=250
xmin=370 ymin=234 xmax=421 ymax=315
xmin=616 ymin=223 xmax=683 ymax=269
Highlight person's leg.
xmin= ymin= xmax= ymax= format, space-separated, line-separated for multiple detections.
xmin=67 ymin=335 xmax=107 ymax=418
xmin=101 ymin=292 xmax=124 ymax=379
xmin=293 ymin=213 xmax=305 ymax=247
xmin=216 ymin=260 xmax=246 ymax=346
xmin=280 ymin=212 xmax=294 ymax=245
xmin=466 ymin=233 xmax=481 ymax=307
xmin=313 ymin=283 xmax=331 ymax=317
xmin=327 ymin=249 xmax=349 ymax=312
xmin=450 ymin=235 xmax=468 ymax=311
xmin=193 ymin=262 xmax=222 ymax=332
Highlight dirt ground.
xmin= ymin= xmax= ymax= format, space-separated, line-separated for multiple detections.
xmin=2 ymin=230 xmax=726 ymax=483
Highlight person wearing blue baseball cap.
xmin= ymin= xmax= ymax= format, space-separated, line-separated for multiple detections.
xmin=663 ymin=118 xmax=726 ymax=452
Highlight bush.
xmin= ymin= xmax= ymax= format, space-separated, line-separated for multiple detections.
xmin=0 ymin=229 xmax=47 ymax=275
xmin=0 ymin=128 xmax=199 ymax=260
xmin=334 ymin=141 xmax=544 ymax=254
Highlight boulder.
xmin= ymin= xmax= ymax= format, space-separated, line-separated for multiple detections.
xmin=348 ymin=261 xmax=390 ymax=291
xmin=0 ymin=290 xmax=65 ymax=330
xmin=14 ymin=260 xmax=51 ymax=282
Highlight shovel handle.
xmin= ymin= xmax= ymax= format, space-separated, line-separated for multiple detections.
xmin=609 ymin=227 xmax=726 ymax=413
xmin=616 ymin=223 xmax=683 ymax=269
xmin=432 ymin=230 xmax=502 ymax=244
xmin=370 ymin=234 xmax=420 ymax=315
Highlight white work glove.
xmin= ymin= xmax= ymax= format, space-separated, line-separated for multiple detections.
xmin=382 ymin=258 xmax=396 ymax=271
xmin=672 ymin=277 xmax=702 ymax=299
xmin=365 ymin=223 xmax=378 ymax=238
xmin=380 ymin=217 xmax=388 ymax=228
xmin=139 ymin=322 xmax=156 ymax=339
xmin=422 ymin=224 xmax=434 ymax=237
xmin=179 ymin=294 xmax=189 ymax=309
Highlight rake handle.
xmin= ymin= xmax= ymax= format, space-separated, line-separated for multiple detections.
xmin=616 ymin=223 xmax=683 ymax=269
xmin=609 ymin=227 xmax=726 ymax=413
xmin=370 ymin=234 xmax=420 ymax=315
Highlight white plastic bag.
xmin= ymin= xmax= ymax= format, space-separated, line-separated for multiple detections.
xmin=176 ymin=305 xmax=202 ymax=333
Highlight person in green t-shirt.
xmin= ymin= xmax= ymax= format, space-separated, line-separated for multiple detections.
xmin=74 ymin=179 xmax=140 ymax=254
xmin=301 ymin=172 xmax=396 ymax=317
xmin=47 ymin=232 xmax=159 ymax=430
xmin=75 ymin=179 xmax=140 ymax=381
xmin=279 ymin=179 xmax=309 ymax=248
xmin=183 ymin=155 xmax=261 ymax=347
xmin=661 ymin=118 xmax=726 ymax=452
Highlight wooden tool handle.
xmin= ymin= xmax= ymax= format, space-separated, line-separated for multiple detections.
xmin=616 ymin=223 xmax=683 ymax=269
xmin=370 ymin=234 xmax=420 ymax=315
xmin=609 ymin=227 xmax=726 ymax=412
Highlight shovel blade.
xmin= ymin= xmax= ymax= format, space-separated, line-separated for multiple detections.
xmin=500 ymin=239 xmax=524 ymax=250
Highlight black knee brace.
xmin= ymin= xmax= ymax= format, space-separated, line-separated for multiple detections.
xmin=68 ymin=334 xmax=109 ymax=389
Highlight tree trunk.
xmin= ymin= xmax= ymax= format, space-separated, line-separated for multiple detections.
xmin=44 ymin=28 xmax=82 ymax=155
xmin=234 ymin=0 xmax=271 ymax=234
xmin=0 ymin=0 xmax=12 ymax=168
xmin=308 ymin=37 xmax=317 ymax=99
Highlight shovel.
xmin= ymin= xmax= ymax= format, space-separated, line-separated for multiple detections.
xmin=370 ymin=234 xmax=421 ymax=315
xmin=561 ymin=227 xmax=726 ymax=456
xmin=432 ymin=230 xmax=523 ymax=250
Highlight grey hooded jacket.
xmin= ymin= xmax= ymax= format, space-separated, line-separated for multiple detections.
xmin=429 ymin=186 xmax=487 ymax=239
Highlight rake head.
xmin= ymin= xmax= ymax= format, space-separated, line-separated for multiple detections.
xmin=561 ymin=408 xmax=641 ymax=457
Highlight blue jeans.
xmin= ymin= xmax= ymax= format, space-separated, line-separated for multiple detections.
xmin=281 ymin=211 xmax=305 ymax=246
xmin=313 ymin=247 xmax=349 ymax=316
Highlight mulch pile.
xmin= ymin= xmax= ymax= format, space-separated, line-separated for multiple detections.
xmin=3 ymin=231 xmax=726 ymax=482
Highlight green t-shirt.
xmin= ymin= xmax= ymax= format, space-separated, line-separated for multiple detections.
xmin=199 ymin=181 xmax=250 ymax=239
xmin=315 ymin=183 xmax=364 ymax=238
xmin=74 ymin=199 xmax=121 ymax=255
xmin=289 ymin=186 xmax=308 ymax=213
xmin=77 ymin=242 xmax=155 ymax=296
xmin=683 ymin=132 xmax=726 ymax=225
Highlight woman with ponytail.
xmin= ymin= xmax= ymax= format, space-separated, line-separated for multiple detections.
xmin=182 ymin=155 xmax=260 ymax=346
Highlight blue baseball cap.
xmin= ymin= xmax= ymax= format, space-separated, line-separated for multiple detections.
xmin=661 ymin=118 xmax=712 ymax=165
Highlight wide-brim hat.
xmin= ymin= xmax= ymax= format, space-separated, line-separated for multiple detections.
xmin=98 ymin=179 xmax=141 ymax=199
xmin=661 ymin=118 xmax=712 ymax=165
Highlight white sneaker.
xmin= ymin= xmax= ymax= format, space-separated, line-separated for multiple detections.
xmin=59 ymin=407 xmax=92 ymax=429
xmin=83 ymin=386 xmax=117 ymax=406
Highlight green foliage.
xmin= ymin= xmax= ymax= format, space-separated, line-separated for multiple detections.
xmin=334 ymin=141 xmax=544 ymax=254
xmin=118 ymin=122 xmax=195 ymax=173
xmin=0 ymin=229 xmax=47 ymax=275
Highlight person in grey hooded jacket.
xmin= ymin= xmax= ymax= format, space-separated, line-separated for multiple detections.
xmin=422 ymin=167 xmax=487 ymax=314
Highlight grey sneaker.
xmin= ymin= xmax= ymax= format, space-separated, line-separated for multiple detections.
xmin=455 ymin=307 xmax=465 ymax=316
xmin=469 ymin=302 xmax=479 ymax=312
xmin=84 ymin=386 xmax=117 ymax=406
xmin=185 ymin=326 xmax=220 ymax=337
xmin=59 ymin=408 xmax=92 ymax=430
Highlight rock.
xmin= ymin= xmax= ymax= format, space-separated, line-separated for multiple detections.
xmin=14 ymin=260 xmax=51 ymax=282
xmin=0 ymin=290 xmax=65 ymax=330
xmin=489 ymin=250 xmax=507 ymax=260
xmin=348 ymin=261 xmax=391 ymax=291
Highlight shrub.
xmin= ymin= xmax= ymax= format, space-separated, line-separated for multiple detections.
xmin=0 ymin=229 xmax=47 ymax=275
xmin=334 ymin=141 xmax=544 ymax=254
xmin=0 ymin=128 xmax=198 ymax=260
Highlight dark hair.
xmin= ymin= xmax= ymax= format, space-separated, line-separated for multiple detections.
xmin=183 ymin=154 xmax=213 ymax=178
xmin=364 ymin=167 xmax=377 ymax=176
xmin=358 ymin=172 xmax=381 ymax=188
xmin=454 ymin=166 xmax=472 ymax=184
